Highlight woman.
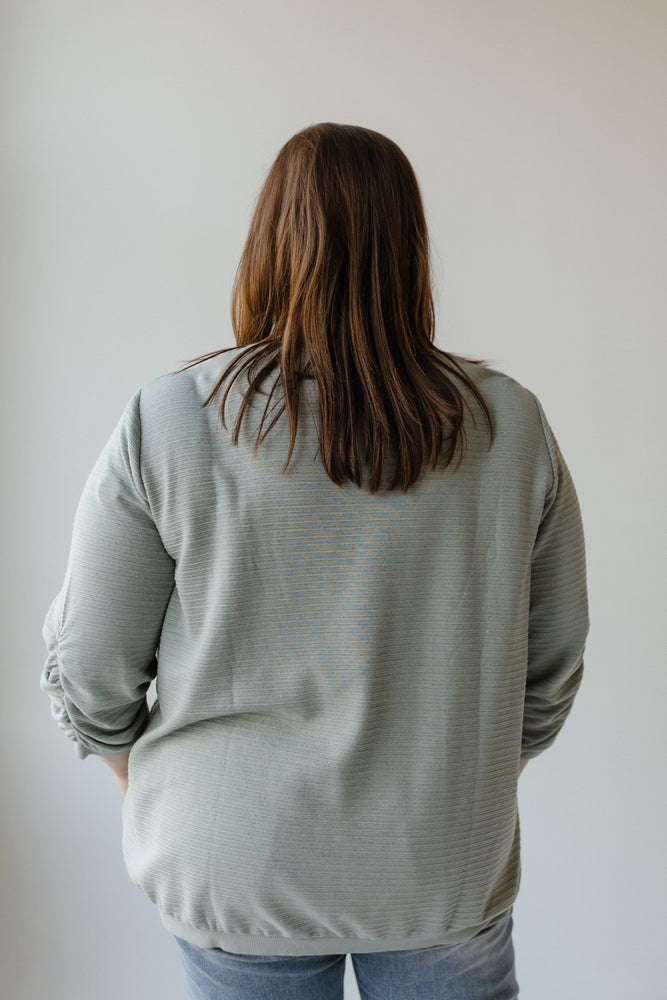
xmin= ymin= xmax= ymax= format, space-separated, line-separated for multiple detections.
xmin=41 ymin=122 xmax=590 ymax=1000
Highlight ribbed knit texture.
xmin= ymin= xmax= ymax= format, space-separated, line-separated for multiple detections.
xmin=40 ymin=349 xmax=589 ymax=955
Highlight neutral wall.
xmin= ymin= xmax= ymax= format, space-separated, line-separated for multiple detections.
xmin=2 ymin=1 xmax=665 ymax=997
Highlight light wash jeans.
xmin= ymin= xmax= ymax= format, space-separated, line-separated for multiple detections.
xmin=173 ymin=909 xmax=519 ymax=999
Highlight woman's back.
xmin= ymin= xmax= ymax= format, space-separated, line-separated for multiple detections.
xmin=42 ymin=345 xmax=589 ymax=955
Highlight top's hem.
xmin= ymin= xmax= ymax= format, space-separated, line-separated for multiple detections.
xmin=160 ymin=906 xmax=512 ymax=956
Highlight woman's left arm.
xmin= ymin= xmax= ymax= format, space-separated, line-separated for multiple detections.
xmin=40 ymin=387 xmax=176 ymax=781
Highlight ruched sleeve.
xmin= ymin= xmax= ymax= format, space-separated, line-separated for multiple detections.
xmin=40 ymin=387 xmax=175 ymax=759
xmin=521 ymin=395 xmax=590 ymax=759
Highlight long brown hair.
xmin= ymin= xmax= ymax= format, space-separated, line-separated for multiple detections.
xmin=175 ymin=122 xmax=495 ymax=494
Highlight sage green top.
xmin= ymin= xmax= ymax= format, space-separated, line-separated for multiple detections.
xmin=40 ymin=348 xmax=589 ymax=955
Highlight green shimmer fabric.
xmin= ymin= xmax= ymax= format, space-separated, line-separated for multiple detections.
xmin=40 ymin=349 xmax=589 ymax=955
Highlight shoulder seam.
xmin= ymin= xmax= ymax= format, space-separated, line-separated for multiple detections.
xmin=134 ymin=386 xmax=151 ymax=508
xmin=527 ymin=390 xmax=557 ymax=501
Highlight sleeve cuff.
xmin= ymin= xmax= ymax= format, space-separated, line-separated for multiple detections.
xmin=40 ymin=651 xmax=140 ymax=760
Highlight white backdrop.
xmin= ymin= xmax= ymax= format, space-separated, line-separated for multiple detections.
xmin=2 ymin=2 xmax=665 ymax=997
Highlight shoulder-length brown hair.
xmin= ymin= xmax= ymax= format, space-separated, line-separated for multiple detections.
xmin=176 ymin=122 xmax=494 ymax=494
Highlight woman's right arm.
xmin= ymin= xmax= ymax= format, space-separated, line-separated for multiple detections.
xmin=521 ymin=398 xmax=590 ymax=763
